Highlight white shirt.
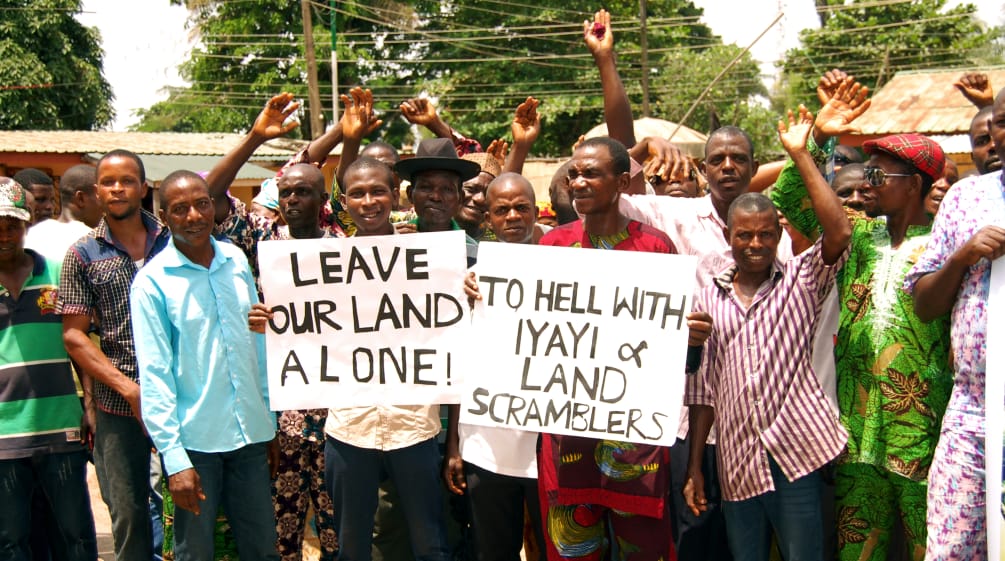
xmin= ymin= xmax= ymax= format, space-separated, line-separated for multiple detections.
xmin=25 ymin=219 xmax=92 ymax=263
xmin=459 ymin=424 xmax=538 ymax=479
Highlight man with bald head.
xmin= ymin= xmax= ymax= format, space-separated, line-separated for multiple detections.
xmin=444 ymin=171 xmax=546 ymax=561
xmin=132 ymin=171 xmax=277 ymax=560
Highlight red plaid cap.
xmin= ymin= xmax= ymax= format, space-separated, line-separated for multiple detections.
xmin=863 ymin=134 xmax=945 ymax=182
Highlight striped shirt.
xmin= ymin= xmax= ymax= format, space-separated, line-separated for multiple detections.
xmin=0 ymin=251 xmax=83 ymax=459
xmin=685 ymin=238 xmax=848 ymax=501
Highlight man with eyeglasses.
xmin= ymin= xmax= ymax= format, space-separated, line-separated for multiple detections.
xmin=772 ymin=130 xmax=953 ymax=561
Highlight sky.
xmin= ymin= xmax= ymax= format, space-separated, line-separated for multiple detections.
xmin=79 ymin=0 xmax=1003 ymax=131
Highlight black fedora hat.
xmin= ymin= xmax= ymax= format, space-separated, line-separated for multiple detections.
xmin=394 ymin=138 xmax=481 ymax=183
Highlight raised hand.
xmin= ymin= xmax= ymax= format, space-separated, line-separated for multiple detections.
xmin=252 ymin=92 xmax=301 ymax=140
xmin=486 ymin=139 xmax=509 ymax=164
xmin=814 ymin=77 xmax=870 ymax=139
xmin=340 ymin=87 xmax=379 ymax=141
xmin=817 ymin=69 xmax=850 ymax=106
xmin=511 ymin=96 xmax=541 ymax=146
xmin=954 ymin=72 xmax=994 ymax=108
xmin=778 ymin=105 xmax=814 ymax=155
xmin=635 ymin=136 xmax=690 ymax=184
xmin=583 ymin=9 xmax=613 ymax=57
xmin=399 ymin=97 xmax=438 ymax=127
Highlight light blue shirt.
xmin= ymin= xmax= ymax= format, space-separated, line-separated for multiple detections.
xmin=132 ymin=236 xmax=276 ymax=475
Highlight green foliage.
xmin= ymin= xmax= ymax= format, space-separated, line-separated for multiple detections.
xmin=135 ymin=0 xmax=418 ymax=137
xmin=782 ymin=0 xmax=999 ymax=102
xmin=136 ymin=0 xmax=776 ymax=157
xmin=0 ymin=0 xmax=113 ymax=129
xmin=411 ymin=0 xmax=726 ymax=156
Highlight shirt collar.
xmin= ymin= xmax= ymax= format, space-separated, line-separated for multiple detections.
xmin=712 ymin=258 xmax=785 ymax=293
xmin=160 ymin=236 xmax=229 ymax=271
xmin=94 ymin=209 xmax=165 ymax=246
xmin=696 ymin=196 xmax=726 ymax=228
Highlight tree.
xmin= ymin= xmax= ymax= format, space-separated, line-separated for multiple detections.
xmin=408 ymin=0 xmax=721 ymax=155
xmin=134 ymin=0 xmax=419 ymax=138
xmin=0 ymin=0 xmax=113 ymax=129
xmin=650 ymin=44 xmax=775 ymax=157
xmin=136 ymin=0 xmax=776 ymax=157
xmin=781 ymin=0 xmax=998 ymax=103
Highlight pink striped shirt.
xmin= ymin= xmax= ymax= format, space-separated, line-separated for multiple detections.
xmin=685 ymin=238 xmax=848 ymax=501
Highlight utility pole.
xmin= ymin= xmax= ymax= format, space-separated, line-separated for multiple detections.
xmin=301 ymin=0 xmax=323 ymax=139
xmin=330 ymin=0 xmax=340 ymax=123
xmin=639 ymin=0 xmax=650 ymax=117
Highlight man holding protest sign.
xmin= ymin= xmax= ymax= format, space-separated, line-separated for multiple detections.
xmin=256 ymin=142 xmax=476 ymax=561
xmin=683 ymin=108 xmax=851 ymax=561
xmin=534 ymin=136 xmax=711 ymax=561
xmin=446 ymin=172 xmax=547 ymax=561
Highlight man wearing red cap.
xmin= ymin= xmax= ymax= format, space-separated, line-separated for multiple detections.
xmin=773 ymin=127 xmax=953 ymax=560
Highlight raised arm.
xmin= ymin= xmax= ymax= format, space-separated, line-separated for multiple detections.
xmin=505 ymin=97 xmax=541 ymax=174
xmin=335 ymin=87 xmax=379 ymax=189
xmin=205 ymin=93 xmax=300 ymax=222
xmin=954 ymin=72 xmax=994 ymax=109
xmin=771 ymin=76 xmax=870 ymax=240
xmin=778 ymin=105 xmax=851 ymax=264
xmin=584 ymin=9 xmax=635 ymax=148
xmin=400 ymin=97 xmax=453 ymax=140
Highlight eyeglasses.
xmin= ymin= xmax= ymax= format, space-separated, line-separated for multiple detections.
xmin=863 ymin=167 xmax=913 ymax=187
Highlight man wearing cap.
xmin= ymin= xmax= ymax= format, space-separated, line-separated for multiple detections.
xmin=905 ymin=87 xmax=1005 ymax=561
xmin=772 ymin=126 xmax=953 ymax=560
xmin=455 ymin=152 xmax=503 ymax=241
xmin=0 ymin=178 xmax=98 ymax=560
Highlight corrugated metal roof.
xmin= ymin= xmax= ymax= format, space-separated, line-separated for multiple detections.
xmin=853 ymin=67 xmax=1005 ymax=136
xmin=85 ymin=153 xmax=277 ymax=182
xmin=0 ymin=130 xmax=311 ymax=158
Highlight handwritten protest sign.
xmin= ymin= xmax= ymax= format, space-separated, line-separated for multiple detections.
xmin=458 ymin=242 xmax=697 ymax=446
xmin=987 ymin=261 xmax=1005 ymax=560
xmin=258 ymin=230 xmax=469 ymax=409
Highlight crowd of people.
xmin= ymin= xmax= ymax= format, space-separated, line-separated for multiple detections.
xmin=2 ymin=8 xmax=1003 ymax=561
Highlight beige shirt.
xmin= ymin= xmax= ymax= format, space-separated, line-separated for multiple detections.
xmin=325 ymin=405 xmax=440 ymax=451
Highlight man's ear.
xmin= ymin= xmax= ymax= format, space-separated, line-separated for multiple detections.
xmin=722 ymin=225 xmax=730 ymax=241
xmin=751 ymin=159 xmax=760 ymax=177
xmin=617 ymin=171 xmax=631 ymax=194
xmin=158 ymin=208 xmax=166 ymax=224
xmin=406 ymin=185 xmax=415 ymax=203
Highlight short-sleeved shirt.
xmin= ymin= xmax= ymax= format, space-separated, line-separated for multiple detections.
xmin=0 ymin=250 xmax=83 ymax=459
xmin=58 ymin=210 xmax=171 ymax=416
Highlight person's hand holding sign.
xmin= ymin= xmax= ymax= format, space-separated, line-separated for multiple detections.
xmin=248 ymin=303 xmax=273 ymax=334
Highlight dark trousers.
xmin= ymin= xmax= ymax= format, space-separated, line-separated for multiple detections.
xmin=667 ymin=437 xmax=733 ymax=561
xmin=464 ymin=462 xmax=544 ymax=561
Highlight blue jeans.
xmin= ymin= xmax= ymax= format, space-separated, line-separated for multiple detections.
xmin=0 ymin=450 xmax=97 ymax=561
xmin=722 ymin=456 xmax=823 ymax=561
xmin=325 ymin=436 xmax=449 ymax=561
xmin=173 ymin=442 xmax=279 ymax=561
xmin=94 ymin=408 xmax=153 ymax=561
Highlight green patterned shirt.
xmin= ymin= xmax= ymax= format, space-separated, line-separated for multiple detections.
xmin=771 ymin=159 xmax=952 ymax=481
